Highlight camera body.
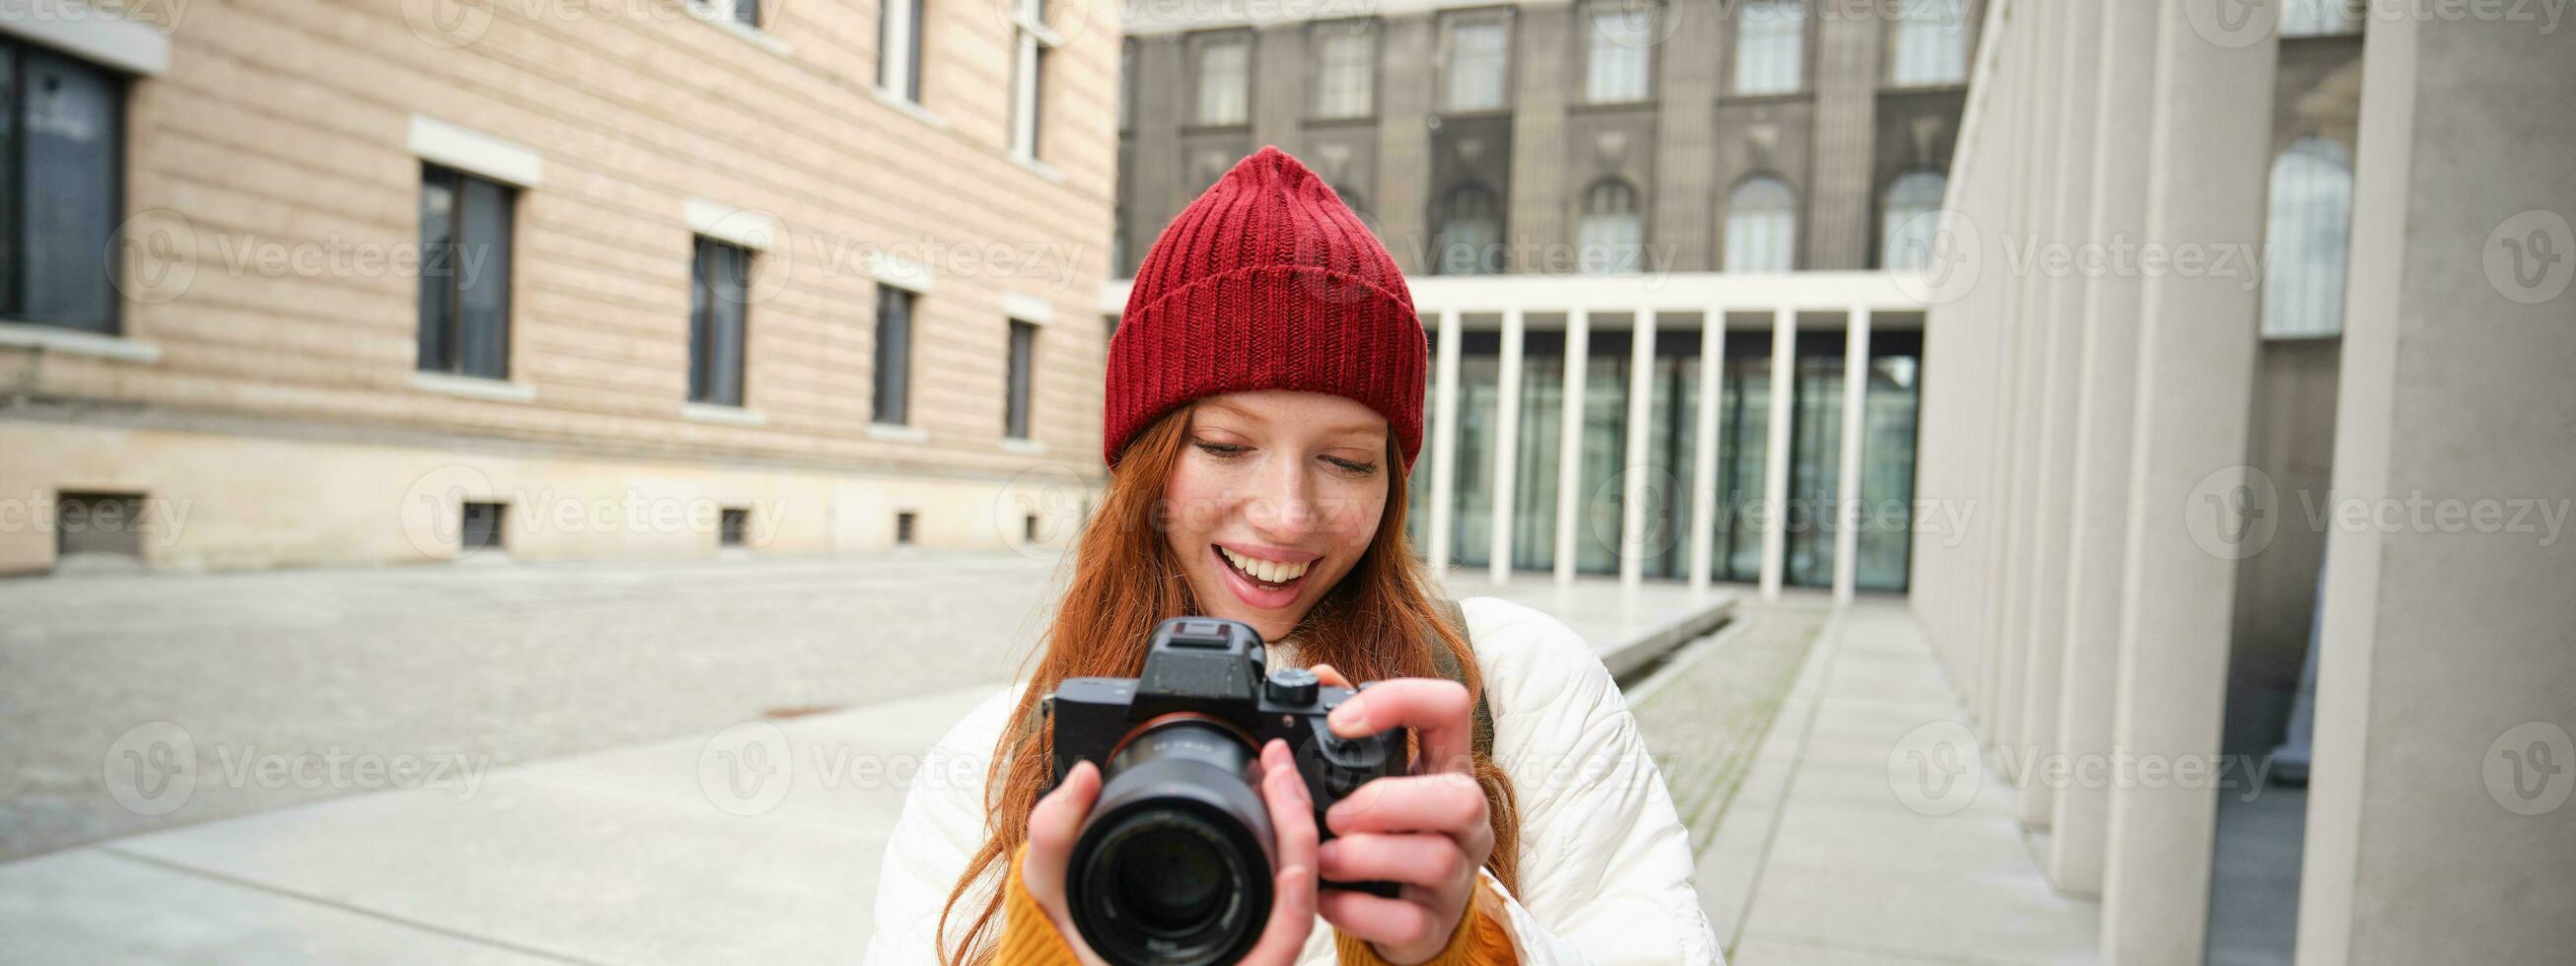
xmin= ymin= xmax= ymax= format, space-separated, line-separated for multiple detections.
xmin=1043 ymin=617 xmax=1407 ymax=964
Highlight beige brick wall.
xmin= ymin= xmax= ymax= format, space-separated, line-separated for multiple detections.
xmin=1 ymin=0 xmax=1121 ymax=570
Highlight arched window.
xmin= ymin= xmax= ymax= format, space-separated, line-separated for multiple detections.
xmin=1724 ymin=176 xmax=1797 ymax=272
xmin=2262 ymin=138 xmax=2354 ymax=338
xmin=2279 ymin=0 xmax=2358 ymax=36
xmin=1576 ymin=177 xmax=1644 ymax=275
xmin=1888 ymin=0 xmax=1967 ymax=86
xmin=1435 ymin=182 xmax=1504 ymax=276
xmin=1880 ymin=171 xmax=1948 ymax=271
xmin=1733 ymin=0 xmax=1806 ymax=96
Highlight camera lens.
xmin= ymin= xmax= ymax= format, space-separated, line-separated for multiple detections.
xmin=1067 ymin=719 xmax=1274 ymax=966
xmin=1115 ymin=825 xmax=1226 ymax=931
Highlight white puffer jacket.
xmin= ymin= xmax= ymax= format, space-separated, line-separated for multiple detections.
xmin=860 ymin=596 xmax=1724 ymax=964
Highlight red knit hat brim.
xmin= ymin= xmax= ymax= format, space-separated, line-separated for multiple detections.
xmin=1104 ymin=146 xmax=1427 ymax=468
xmin=1105 ymin=264 xmax=1425 ymax=466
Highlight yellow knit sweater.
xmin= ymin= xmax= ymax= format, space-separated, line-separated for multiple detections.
xmin=999 ymin=843 xmax=1518 ymax=965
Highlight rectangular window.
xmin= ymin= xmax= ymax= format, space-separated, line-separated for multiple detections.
xmin=1887 ymin=0 xmax=1967 ymax=86
xmin=1005 ymin=318 xmax=1037 ymax=440
xmin=1585 ymin=7 xmax=1652 ymax=104
xmin=55 ymin=492 xmax=146 ymax=560
xmin=1441 ymin=17 xmax=1510 ymax=111
xmin=461 ymin=502 xmax=507 ymax=553
xmin=1010 ymin=0 xmax=1054 ymax=158
xmin=689 ymin=238 xmax=751 ymax=406
xmin=1117 ymin=39 xmax=1137 ymax=131
xmin=873 ymin=284 xmax=916 ymax=425
xmin=1311 ymin=22 xmax=1375 ymax=119
xmin=732 ymin=0 xmax=761 ymax=27
xmin=880 ymin=0 xmax=924 ymax=102
xmin=418 ymin=167 xmax=517 ymax=379
xmin=1193 ymin=34 xmax=1249 ymax=126
xmin=1 ymin=43 xmax=125 ymax=334
xmin=720 ymin=508 xmax=750 ymax=547
xmin=895 ymin=511 xmax=918 ymax=546
xmin=1733 ymin=0 xmax=1806 ymax=96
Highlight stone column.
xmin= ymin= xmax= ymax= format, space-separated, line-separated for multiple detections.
xmin=2099 ymin=2 xmax=2277 ymax=962
xmin=2048 ymin=0 xmax=2161 ymax=898
xmin=1687 ymin=309 xmax=1727 ymax=590
xmin=2014 ymin=0 xmax=2105 ymax=830
xmin=1757 ymin=306 xmax=1794 ymax=600
xmin=1831 ymin=308 xmax=1869 ymax=602
xmin=1619 ymin=310 xmax=1659 ymax=586
xmin=1554 ymin=308 xmax=1592 ymax=585
xmin=1488 ymin=308 xmax=1526 ymax=584
xmin=2296 ymin=12 xmax=2576 ymax=966
xmin=1376 ymin=17 xmax=1436 ymax=275
xmin=1427 ymin=308 xmax=1464 ymax=570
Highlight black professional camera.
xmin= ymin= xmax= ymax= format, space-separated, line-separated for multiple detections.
xmin=1043 ymin=616 xmax=1408 ymax=966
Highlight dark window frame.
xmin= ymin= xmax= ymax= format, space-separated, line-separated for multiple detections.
xmin=1004 ymin=318 xmax=1037 ymax=440
xmin=418 ymin=164 xmax=518 ymax=380
xmin=1 ymin=42 xmax=129 ymax=335
xmin=873 ymin=284 xmax=917 ymax=426
xmin=688 ymin=237 xmax=753 ymax=407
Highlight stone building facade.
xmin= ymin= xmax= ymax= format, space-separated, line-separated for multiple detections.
xmin=0 ymin=0 xmax=1120 ymax=573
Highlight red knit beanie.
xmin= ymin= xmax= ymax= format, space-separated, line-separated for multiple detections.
xmin=1104 ymin=146 xmax=1427 ymax=467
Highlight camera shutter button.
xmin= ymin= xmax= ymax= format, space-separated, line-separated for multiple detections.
xmin=1265 ymin=666 xmax=1320 ymax=706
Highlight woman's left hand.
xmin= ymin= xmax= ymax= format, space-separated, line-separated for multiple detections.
xmin=1306 ymin=664 xmax=1491 ymax=965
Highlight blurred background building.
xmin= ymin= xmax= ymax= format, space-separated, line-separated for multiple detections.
xmin=0 ymin=0 xmax=1119 ymax=574
xmin=1111 ymin=0 xmax=1988 ymax=599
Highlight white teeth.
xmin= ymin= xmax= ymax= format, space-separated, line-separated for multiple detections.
xmin=1221 ymin=547 xmax=1310 ymax=585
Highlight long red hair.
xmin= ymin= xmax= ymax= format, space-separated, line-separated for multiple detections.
xmin=934 ymin=404 xmax=1524 ymax=964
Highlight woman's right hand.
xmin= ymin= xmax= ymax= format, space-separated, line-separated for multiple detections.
xmin=1022 ymin=739 xmax=1324 ymax=965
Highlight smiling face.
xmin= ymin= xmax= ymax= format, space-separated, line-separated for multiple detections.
xmin=1159 ymin=390 xmax=1394 ymax=643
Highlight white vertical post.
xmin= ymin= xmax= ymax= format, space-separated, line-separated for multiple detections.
xmin=1833 ymin=307 xmax=1871 ymax=603
xmin=1553 ymin=309 xmax=1591 ymax=586
xmin=1757 ymin=307 xmax=1795 ymax=601
xmin=1618 ymin=310 xmax=1658 ymax=587
xmin=1488 ymin=309 xmax=1526 ymax=585
xmin=1687 ymin=310 xmax=1725 ymax=592
xmin=1426 ymin=308 xmax=1463 ymax=571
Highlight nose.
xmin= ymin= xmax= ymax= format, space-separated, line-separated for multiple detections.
xmin=1245 ymin=452 xmax=1319 ymax=541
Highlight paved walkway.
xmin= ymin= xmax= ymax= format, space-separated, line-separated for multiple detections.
xmin=0 ymin=561 xmax=1738 ymax=963
xmin=1692 ymin=596 xmax=2102 ymax=965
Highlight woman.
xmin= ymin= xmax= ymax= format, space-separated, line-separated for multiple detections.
xmin=862 ymin=147 xmax=1719 ymax=965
